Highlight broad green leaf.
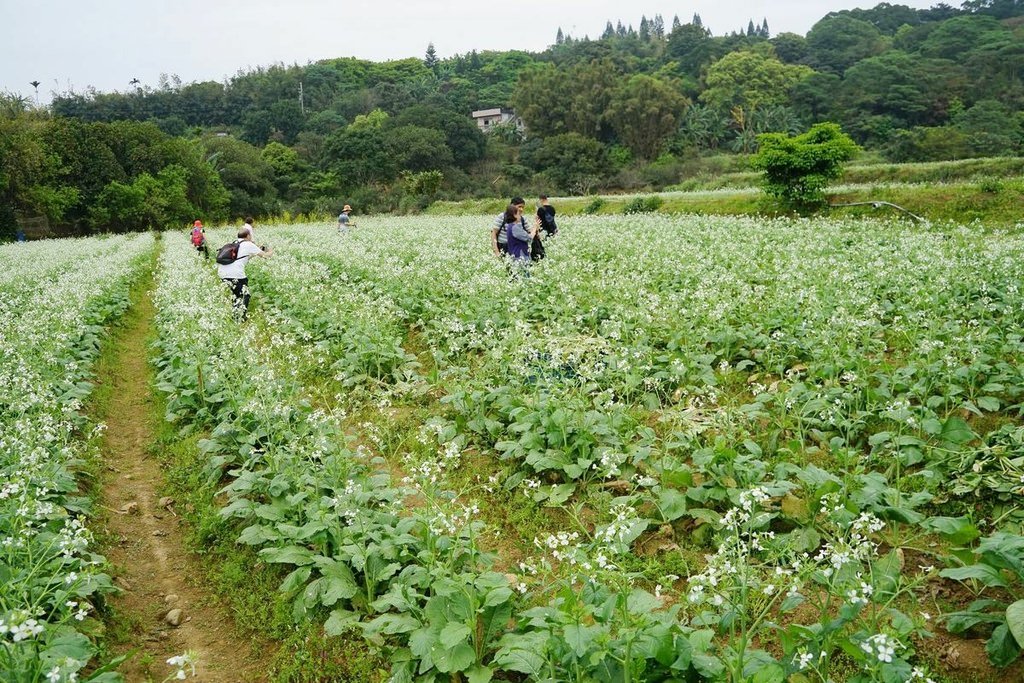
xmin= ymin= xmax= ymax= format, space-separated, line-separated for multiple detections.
xmin=940 ymin=417 xmax=975 ymax=446
xmin=1005 ymin=600 xmax=1024 ymax=648
xmin=278 ymin=566 xmax=312 ymax=595
xmin=564 ymin=623 xmax=600 ymax=657
xmin=483 ymin=586 xmax=513 ymax=608
xmin=40 ymin=632 xmax=93 ymax=664
xmin=987 ymin=623 xmax=1022 ymax=667
xmin=940 ymin=564 xmax=1008 ymax=589
xmin=656 ymin=487 xmax=688 ymax=521
xmin=466 ymin=664 xmax=493 ymax=683
xmin=921 ymin=516 xmax=980 ymax=546
xmin=627 ymin=589 xmax=661 ymax=615
xmin=439 ymin=622 xmax=472 ymax=649
xmin=258 ymin=545 xmax=315 ymax=566
xmin=871 ymin=549 xmax=902 ymax=597
xmin=324 ymin=608 xmax=359 ymax=636
xmin=408 ymin=627 xmax=436 ymax=659
xmin=751 ymin=663 xmax=785 ymax=683
xmin=493 ymin=633 xmax=546 ymax=674
xmin=434 ymin=642 xmax=476 ymax=673
xmin=977 ymin=396 xmax=1001 ymax=412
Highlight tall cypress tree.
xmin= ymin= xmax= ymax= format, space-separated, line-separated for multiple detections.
xmin=652 ymin=14 xmax=665 ymax=38
xmin=423 ymin=43 xmax=439 ymax=71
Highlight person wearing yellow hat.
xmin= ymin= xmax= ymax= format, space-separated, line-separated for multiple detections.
xmin=337 ymin=204 xmax=356 ymax=233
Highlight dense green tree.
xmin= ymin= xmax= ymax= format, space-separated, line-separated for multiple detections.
xmin=678 ymin=103 xmax=730 ymax=151
xmin=325 ymin=125 xmax=397 ymax=187
xmin=40 ymin=119 xmax=126 ymax=223
xmin=0 ymin=116 xmax=77 ymax=236
xmin=519 ymin=132 xmax=609 ymax=193
xmin=918 ymin=15 xmax=1011 ymax=61
xmin=954 ymin=99 xmax=1022 ymax=155
xmin=606 ymin=75 xmax=688 ymax=159
xmin=665 ymin=22 xmax=716 ymax=78
xmin=790 ymin=72 xmax=841 ymax=124
xmin=387 ymin=125 xmax=453 ymax=172
xmin=261 ymin=141 xmax=304 ymax=196
xmin=240 ymin=110 xmax=275 ymax=145
xmin=836 ymin=51 xmax=964 ymax=141
xmin=805 ymin=15 xmax=887 ymax=74
xmin=424 ymin=43 xmax=439 ymax=71
xmin=838 ymin=4 xmax=925 ymax=34
xmin=305 ymin=110 xmax=347 ymax=135
xmin=511 ymin=64 xmax=570 ymax=138
xmin=884 ymin=126 xmax=971 ymax=162
xmin=391 ymin=105 xmax=486 ymax=167
xmin=770 ymin=32 xmax=808 ymax=63
xmin=268 ymin=99 xmax=305 ymax=144
xmin=202 ymin=134 xmax=279 ymax=217
xmin=700 ymin=47 xmax=813 ymax=113
xmin=88 ymin=164 xmax=196 ymax=231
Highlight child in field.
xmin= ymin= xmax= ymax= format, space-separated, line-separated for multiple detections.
xmin=190 ymin=220 xmax=209 ymax=258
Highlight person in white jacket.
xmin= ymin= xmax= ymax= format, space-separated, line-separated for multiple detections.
xmin=217 ymin=227 xmax=272 ymax=321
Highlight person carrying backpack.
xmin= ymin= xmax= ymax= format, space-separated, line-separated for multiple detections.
xmin=216 ymin=227 xmax=272 ymax=321
xmin=537 ymin=195 xmax=557 ymax=237
xmin=504 ymin=203 xmax=537 ymax=272
xmin=190 ymin=220 xmax=209 ymax=258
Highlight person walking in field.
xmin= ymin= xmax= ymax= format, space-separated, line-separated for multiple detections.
xmin=338 ymin=204 xmax=356 ymax=233
xmin=504 ymin=203 xmax=538 ymax=270
xmin=241 ymin=216 xmax=256 ymax=241
xmin=190 ymin=220 xmax=209 ymax=258
xmin=216 ymin=227 xmax=272 ymax=321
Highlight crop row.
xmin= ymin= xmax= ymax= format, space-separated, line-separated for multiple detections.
xmin=0 ymin=234 xmax=154 ymax=683
xmin=170 ymin=213 xmax=1024 ymax=681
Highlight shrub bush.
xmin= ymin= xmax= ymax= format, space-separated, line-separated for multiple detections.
xmin=622 ymin=196 xmax=664 ymax=214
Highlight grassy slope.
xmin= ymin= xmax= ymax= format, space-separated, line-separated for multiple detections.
xmin=427 ymin=158 xmax=1024 ymax=229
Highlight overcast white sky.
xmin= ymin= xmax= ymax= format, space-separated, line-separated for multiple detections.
xmin=1 ymin=0 xmax=950 ymax=102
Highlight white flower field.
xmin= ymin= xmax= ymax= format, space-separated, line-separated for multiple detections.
xmin=0 ymin=234 xmax=153 ymax=681
xmin=6 ymin=214 xmax=1024 ymax=682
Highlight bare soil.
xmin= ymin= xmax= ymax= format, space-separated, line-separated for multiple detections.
xmin=95 ymin=280 xmax=269 ymax=682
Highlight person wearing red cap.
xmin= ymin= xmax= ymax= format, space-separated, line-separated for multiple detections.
xmin=190 ymin=220 xmax=209 ymax=258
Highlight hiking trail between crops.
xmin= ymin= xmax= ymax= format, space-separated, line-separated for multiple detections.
xmin=96 ymin=273 xmax=266 ymax=683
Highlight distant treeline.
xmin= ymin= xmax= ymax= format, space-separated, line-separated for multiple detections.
xmin=1 ymin=0 xmax=1022 ymax=236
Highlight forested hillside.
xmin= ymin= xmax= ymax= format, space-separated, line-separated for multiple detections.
xmin=1 ymin=0 xmax=1022 ymax=236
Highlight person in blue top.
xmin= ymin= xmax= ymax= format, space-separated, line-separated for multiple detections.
xmin=503 ymin=203 xmax=538 ymax=267
xmin=338 ymin=204 xmax=356 ymax=233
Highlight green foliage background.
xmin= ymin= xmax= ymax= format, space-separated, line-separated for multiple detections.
xmin=1 ymin=1 xmax=1022 ymax=235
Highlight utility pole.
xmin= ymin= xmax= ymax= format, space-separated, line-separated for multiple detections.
xmin=298 ymin=81 xmax=305 ymax=115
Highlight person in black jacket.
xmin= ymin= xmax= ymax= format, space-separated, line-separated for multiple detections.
xmin=537 ymin=195 xmax=558 ymax=237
